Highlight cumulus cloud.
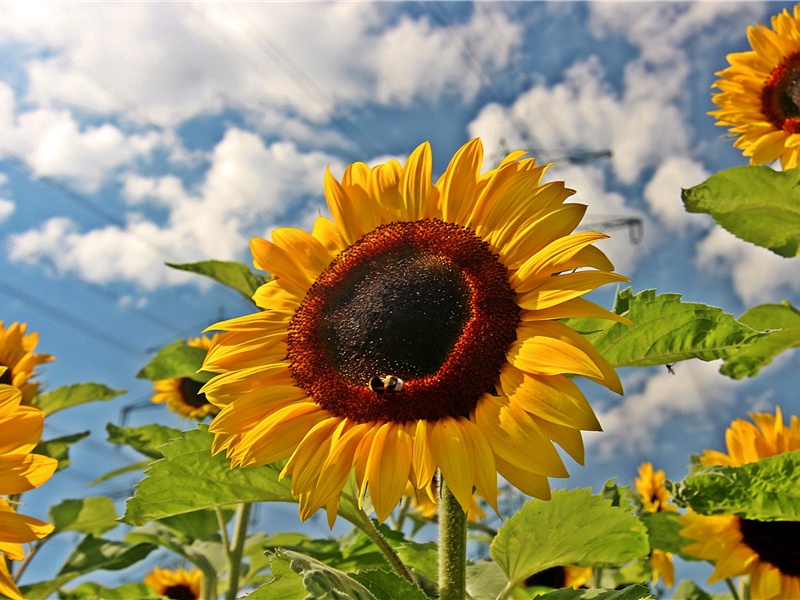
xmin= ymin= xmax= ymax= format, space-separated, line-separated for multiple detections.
xmin=587 ymin=360 xmax=742 ymax=461
xmin=643 ymin=156 xmax=710 ymax=235
xmin=695 ymin=227 xmax=800 ymax=306
xmin=8 ymin=130 xmax=342 ymax=289
xmin=0 ymin=199 xmax=14 ymax=223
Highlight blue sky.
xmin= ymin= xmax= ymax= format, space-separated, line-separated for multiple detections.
xmin=2 ymin=1 xmax=799 ymax=592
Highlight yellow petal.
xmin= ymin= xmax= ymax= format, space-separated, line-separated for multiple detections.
xmin=250 ymin=237 xmax=314 ymax=290
xmin=429 ymin=417 xmax=475 ymax=513
xmin=494 ymin=454 xmax=552 ymax=500
xmin=401 ymin=141 xmax=433 ymax=221
xmin=0 ymin=454 xmax=58 ymax=495
xmin=438 ymin=138 xmax=483 ymax=224
xmin=365 ymin=423 xmax=412 ymax=523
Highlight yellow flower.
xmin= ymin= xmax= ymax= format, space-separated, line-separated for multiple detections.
xmin=144 ymin=566 xmax=202 ymax=600
xmin=406 ymin=480 xmax=486 ymax=522
xmin=150 ymin=335 xmax=221 ymax=420
xmin=0 ymin=380 xmax=57 ymax=600
xmin=519 ymin=566 xmax=593 ymax=592
xmin=710 ymin=5 xmax=800 ymax=169
xmin=634 ymin=462 xmax=676 ymax=588
xmin=680 ymin=407 xmax=800 ymax=600
xmin=203 ymin=139 xmax=628 ymax=525
xmin=0 ymin=322 xmax=53 ymax=405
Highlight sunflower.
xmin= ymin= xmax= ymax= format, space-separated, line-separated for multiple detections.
xmin=710 ymin=5 xmax=800 ymax=169
xmin=144 ymin=566 xmax=202 ymax=600
xmin=680 ymin=407 xmax=800 ymax=600
xmin=634 ymin=462 xmax=675 ymax=588
xmin=203 ymin=139 xmax=628 ymax=525
xmin=0 ymin=379 xmax=57 ymax=600
xmin=151 ymin=335 xmax=221 ymax=419
xmin=0 ymin=322 xmax=53 ymax=405
xmin=406 ymin=479 xmax=486 ymax=522
xmin=519 ymin=566 xmax=593 ymax=592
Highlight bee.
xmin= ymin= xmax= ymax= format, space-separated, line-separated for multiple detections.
xmin=369 ymin=375 xmax=404 ymax=394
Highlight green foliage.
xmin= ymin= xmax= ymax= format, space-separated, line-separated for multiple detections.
xmin=682 ymin=165 xmax=800 ymax=257
xmin=720 ymin=301 xmax=800 ymax=379
xmin=167 ymin=259 xmax=265 ymax=301
xmin=250 ymin=553 xmax=307 ymax=599
xmin=106 ymin=422 xmax=182 ymax=459
xmin=490 ymin=488 xmax=650 ymax=589
xmin=34 ymin=431 xmax=90 ymax=471
xmin=57 ymin=536 xmax=157 ymax=576
xmin=637 ymin=511 xmax=695 ymax=560
xmin=34 ymin=383 xmax=125 ymax=415
xmin=136 ymin=339 xmax=212 ymax=382
xmin=565 ymin=288 xmax=765 ymax=368
xmin=49 ymin=496 xmax=119 ymax=536
xmin=465 ymin=560 xmax=508 ymax=599
xmin=670 ymin=450 xmax=800 ymax=520
xmin=123 ymin=427 xmax=294 ymax=525
xmin=58 ymin=582 xmax=161 ymax=599
xmin=671 ymin=580 xmax=714 ymax=600
xmin=350 ymin=569 xmax=430 ymax=600
xmin=535 ymin=585 xmax=654 ymax=600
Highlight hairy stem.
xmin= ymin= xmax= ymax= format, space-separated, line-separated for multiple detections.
xmin=225 ymin=503 xmax=252 ymax=600
xmin=438 ymin=475 xmax=467 ymax=600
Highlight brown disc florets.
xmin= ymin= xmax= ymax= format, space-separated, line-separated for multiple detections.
xmin=762 ymin=52 xmax=800 ymax=133
xmin=288 ymin=219 xmax=519 ymax=423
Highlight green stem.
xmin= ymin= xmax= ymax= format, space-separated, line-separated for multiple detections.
xmin=354 ymin=503 xmax=415 ymax=584
xmin=225 ymin=503 xmax=252 ymax=600
xmin=12 ymin=536 xmax=49 ymax=582
xmin=438 ymin=475 xmax=467 ymax=600
xmin=726 ymin=577 xmax=742 ymax=600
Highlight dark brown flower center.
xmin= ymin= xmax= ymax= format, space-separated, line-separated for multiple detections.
xmin=0 ymin=364 xmax=12 ymax=385
xmin=163 ymin=584 xmax=197 ymax=600
xmin=179 ymin=378 xmax=209 ymax=408
xmin=288 ymin=219 xmax=519 ymax=423
xmin=739 ymin=517 xmax=800 ymax=577
xmin=762 ymin=51 xmax=800 ymax=133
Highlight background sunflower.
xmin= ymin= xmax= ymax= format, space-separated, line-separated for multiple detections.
xmin=0 ymin=322 xmax=53 ymax=405
xmin=144 ymin=566 xmax=202 ymax=600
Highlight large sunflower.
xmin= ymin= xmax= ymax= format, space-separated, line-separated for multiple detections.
xmin=151 ymin=335 xmax=221 ymax=419
xmin=634 ymin=462 xmax=675 ymax=588
xmin=680 ymin=407 xmax=800 ymax=600
xmin=203 ymin=139 xmax=627 ymax=525
xmin=710 ymin=5 xmax=800 ymax=169
xmin=0 ymin=378 xmax=57 ymax=600
xmin=0 ymin=322 xmax=53 ymax=405
xmin=144 ymin=566 xmax=202 ymax=600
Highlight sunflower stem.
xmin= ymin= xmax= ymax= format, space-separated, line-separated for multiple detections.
xmin=438 ymin=475 xmax=468 ymax=600
xmin=224 ymin=502 xmax=252 ymax=600
xmin=725 ymin=577 xmax=741 ymax=600
xmin=355 ymin=504 xmax=416 ymax=585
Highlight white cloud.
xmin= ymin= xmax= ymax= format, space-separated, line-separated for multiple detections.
xmin=587 ymin=360 xmax=741 ymax=461
xmin=695 ymin=227 xmax=800 ymax=306
xmin=0 ymin=199 xmax=14 ymax=223
xmin=8 ymin=130 xmax=343 ymax=289
xmin=644 ymin=156 xmax=710 ymax=235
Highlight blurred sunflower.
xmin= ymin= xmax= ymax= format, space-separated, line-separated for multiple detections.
xmin=634 ymin=462 xmax=675 ymax=588
xmin=144 ymin=566 xmax=202 ymax=600
xmin=680 ymin=407 xmax=800 ymax=600
xmin=710 ymin=5 xmax=800 ymax=169
xmin=0 ymin=379 xmax=57 ymax=600
xmin=203 ymin=138 xmax=628 ymax=525
xmin=0 ymin=322 xmax=53 ymax=405
xmin=520 ymin=566 xmax=593 ymax=592
xmin=151 ymin=336 xmax=221 ymax=420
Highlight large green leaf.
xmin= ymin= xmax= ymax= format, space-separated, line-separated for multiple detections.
xmin=136 ymin=339 xmax=212 ymax=382
xmin=19 ymin=574 xmax=80 ymax=600
xmin=34 ymin=383 xmax=125 ymax=415
xmin=122 ymin=427 xmax=294 ymax=525
xmin=682 ymin=165 xmax=800 ymax=257
xmin=247 ymin=552 xmax=308 ymax=600
xmin=49 ymin=497 xmax=119 ymax=537
xmin=57 ymin=536 xmax=157 ymax=576
xmin=490 ymin=488 xmax=649 ymax=589
xmin=350 ymin=569 xmax=429 ymax=600
xmin=669 ymin=450 xmax=800 ymax=521
xmin=167 ymin=259 xmax=264 ymax=301
xmin=535 ymin=585 xmax=653 ymax=600
xmin=720 ymin=301 xmax=800 ymax=379
xmin=638 ymin=511 xmax=695 ymax=560
xmin=90 ymin=459 xmax=152 ymax=485
xmin=466 ymin=560 xmax=508 ymax=600
xmin=106 ymin=422 xmax=182 ymax=459
xmin=58 ymin=582 xmax=161 ymax=600
xmin=565 ymin=288 xmax=765 ymax=368
xmin=34 ymin=431 xmax=90 ymax=471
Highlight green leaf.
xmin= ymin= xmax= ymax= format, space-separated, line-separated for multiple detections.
xmin=34 ymin=383 xmax=125 ymax=415
xmin=58 ymin=582 xmax=161 ymax=600
xmin=350 ymin=569 xmax=429 ymax=600
xmin=167 ymin=259 xmax=264 ymax=301
xmin=136 ymin=339 xmax=211 ymax=382
xmin=106 ymin=422 xmax=182 ymax=459
xmin=123 ymin=427 xmax=294 ymax=525
xmin=466 ymin=560 xmax=508 ymax=600
xmin=490 ymin=488 xmax=649 ymax=588
xmin=670 ymin=580 xmax=715 ymax=600
xmin=34 ymin=431 xmax=90 ymax=471
xmin=266 ymin=549 xmax=379 ymax=600
xmin=682 ymin=165 xmax=800 ymax=257
xmin=637 ymin=511 xmax=695 ymax=560
xmin=90 ymin=459 xmax=152 ymax=485
xmin=19 ymin=574 xmax=81 ymax=600
xmin=565 ymin=288 xmax=765 ymax=368
xmin=247 ymin=552 xmax=307 ymax=600
xmin=57 ymin=536 xmax=157 ymax=576
xmin=669 ymin=450 xmax=800 ymax=521
xmin=720 ymin=301 xmax=800 ymax=379
xmin=535 ymin=584 xmax=654 ymax=600
xmin=49 ymin=497 xmax=119 ymax=536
